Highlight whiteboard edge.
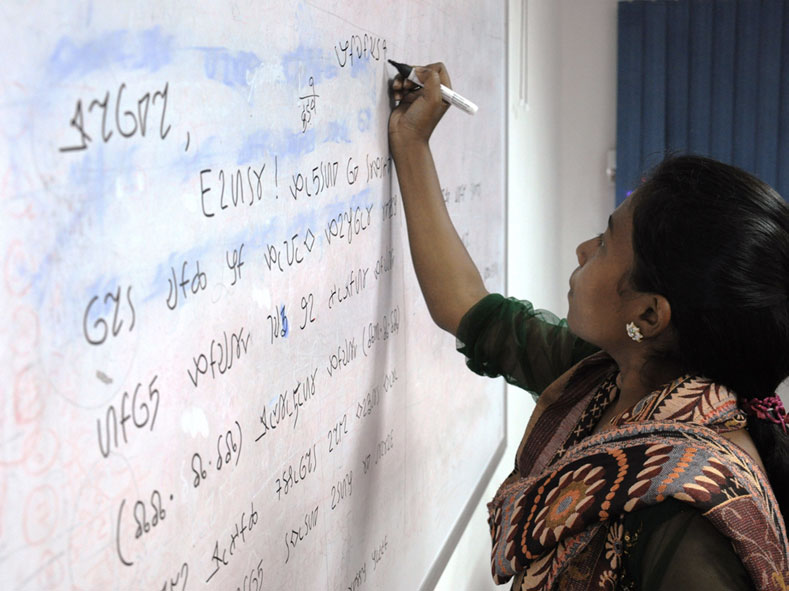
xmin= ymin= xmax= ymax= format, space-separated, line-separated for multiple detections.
xmin=416 ymin=418 xmax=507 ymax=591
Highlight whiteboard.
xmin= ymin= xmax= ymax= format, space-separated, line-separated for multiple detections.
xmin=0 ymin=1 xmax=506 ymax=590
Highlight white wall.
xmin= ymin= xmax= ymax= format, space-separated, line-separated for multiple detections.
xmin=557 ymin=0 xmax=619 ymax=306
xmin=434 ymin=1 xmax=618 ymax=588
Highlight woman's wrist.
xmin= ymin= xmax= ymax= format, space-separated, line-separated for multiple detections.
xmin=391 ymin=137 xmax=431 ymax=166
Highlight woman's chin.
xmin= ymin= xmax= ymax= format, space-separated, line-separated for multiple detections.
xmin=566 ymin=310 xmax=576 ymax=332
xmin=565 ymin=310 xmax=590 ymax=343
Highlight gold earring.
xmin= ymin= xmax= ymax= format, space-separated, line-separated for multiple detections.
xmin=626 ymin=322 xmax=643 ymax=342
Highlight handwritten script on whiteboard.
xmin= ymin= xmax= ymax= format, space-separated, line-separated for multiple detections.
xmin=0 ymin=2 xmax=505 ymax=589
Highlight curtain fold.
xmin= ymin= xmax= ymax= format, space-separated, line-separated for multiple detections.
xmin=616 ymin=0 xmax=789 ymax=204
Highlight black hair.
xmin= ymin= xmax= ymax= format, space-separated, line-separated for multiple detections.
xmin=629 ymin=154 xmax=789 ymax=523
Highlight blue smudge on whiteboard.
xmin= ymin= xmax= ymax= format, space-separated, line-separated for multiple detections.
xmin=348 ymin=188 xmax=373 ymax=210
xmin=322 ymin=120 xmax=351 ymax=144
xmin=357 ymin=109 xmax=371 ymax=133
xmin=236 ymin=130 xmax=273 ymax=166
xmin=197 ymin=47 xmax=262 ymax=88
xmin=282 ymin=128 xmax=316 ymax=158
xmin=48 ymin=27 xmax=174 ymax=78
xmin=281 ymin=44 xmax=338 ymax=86
xmin=350 ymin=57 xmax=372 ymax=79
xmin=286 ymin=207 xmax=321 ymax=237
xmin=238 ymin=128 xmax=317 ymax=165
xmin=66 ymin=147 xmax=123 ymax=221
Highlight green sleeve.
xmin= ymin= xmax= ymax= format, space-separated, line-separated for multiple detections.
xmin=455 ymin=293 xmax=599 ymax=395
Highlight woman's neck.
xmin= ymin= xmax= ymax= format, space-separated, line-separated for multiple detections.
xmin=593 ymin=357 xmax=684 ymax=434
xmin=614 ymin=356 xmax=684 ymax=409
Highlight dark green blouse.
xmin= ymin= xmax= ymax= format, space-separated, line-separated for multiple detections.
xmin=456 ymin=294 xmax=754 ymax=590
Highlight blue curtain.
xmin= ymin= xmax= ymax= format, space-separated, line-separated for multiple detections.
xmin=616 ymin=0 xmax=789 ymax=204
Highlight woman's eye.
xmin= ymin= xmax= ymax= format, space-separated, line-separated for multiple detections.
xmin=596 ymin=233 xmax=604 ymax=247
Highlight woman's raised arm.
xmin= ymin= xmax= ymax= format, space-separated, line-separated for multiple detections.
xmin=388 ymin=63 xmax=488 ymax=335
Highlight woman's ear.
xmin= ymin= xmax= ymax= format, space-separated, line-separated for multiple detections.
xmin=637 ymin=294 xmax=672 ymax=339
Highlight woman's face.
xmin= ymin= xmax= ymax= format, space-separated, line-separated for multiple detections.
xmin=567 ymin=194 xmax=639 ymax=350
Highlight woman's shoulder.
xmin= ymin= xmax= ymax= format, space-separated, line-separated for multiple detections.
xmin=719 ymin=427 xmax=767 ymax=474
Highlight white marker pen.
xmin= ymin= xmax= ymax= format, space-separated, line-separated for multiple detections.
xmin=388 ymin=60 xmax=478 ymax=115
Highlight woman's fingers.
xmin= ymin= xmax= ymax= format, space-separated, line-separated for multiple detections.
xmin=411 ymin=62 xmax=452 ymax=93
xmin=396 ymin=90 xmax=420 ymax=104
xmin=426 ymin=62 xmax=451 ymax=89
xmin=391 ymin=74 xmax=423 ymax=101
xmin=409 ymin=64 xmax=450 ymax=114
xmin=392 ymin=75 xmax=420 ymax=90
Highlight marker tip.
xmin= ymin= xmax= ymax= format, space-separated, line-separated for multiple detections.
xmin=387 ymin=60 xmax=411 ymax=77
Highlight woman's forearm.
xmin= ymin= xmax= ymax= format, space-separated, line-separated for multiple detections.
xmin=393 ymin=139 xmax=488 ymax=335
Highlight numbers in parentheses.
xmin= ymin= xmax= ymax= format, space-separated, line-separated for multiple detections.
xmin=115 ymin=488 xmax=172 ymax=567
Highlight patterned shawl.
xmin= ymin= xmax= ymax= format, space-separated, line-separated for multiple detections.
xmin=489 ymin=352 xmax=789 ymax=590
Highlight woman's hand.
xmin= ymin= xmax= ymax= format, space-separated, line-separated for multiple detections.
xmin=388 ymin=63 xmax=452 ymax=156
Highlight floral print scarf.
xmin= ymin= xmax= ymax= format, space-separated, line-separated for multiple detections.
xmin=488 ymin=352 xmax=789 ymax=590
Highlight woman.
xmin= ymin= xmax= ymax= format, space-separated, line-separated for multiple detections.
xmin=389 ymin=64 xmax=789 ymax=590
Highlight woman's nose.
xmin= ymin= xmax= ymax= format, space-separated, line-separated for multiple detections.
xmin=576 ymin=240 xmax=590 ymax=266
